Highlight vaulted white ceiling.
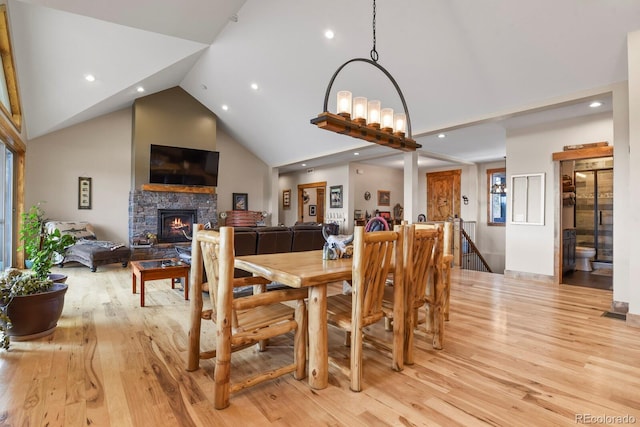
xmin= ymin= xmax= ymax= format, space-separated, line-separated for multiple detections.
xmin=7 ymin=0 xmax=639 ymax=170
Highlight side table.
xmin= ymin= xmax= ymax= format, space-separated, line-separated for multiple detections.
xmin=130 ymin=258 xmax=190 ymax=307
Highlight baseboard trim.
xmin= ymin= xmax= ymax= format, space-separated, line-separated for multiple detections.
xmin=611 ymin=300 xmax=629 ymax=314
xmin=626 ymin=312 xmax=640 ymax=328
xmin=504 ymin=270 xmax=555 ymax=284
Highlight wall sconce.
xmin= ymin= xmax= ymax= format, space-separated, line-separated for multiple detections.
xmin=462 ymin=195 xmax=469 ymax=205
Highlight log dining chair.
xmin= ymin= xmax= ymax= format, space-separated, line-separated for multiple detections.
xmin=415 ymin=221 xmax=453 ymax=326
xmin=325 ymin=225 xmax=404 ymax=392
xmin=186 ymin=224 xmax=308 ymax=410
xmin=383 ymin=224 xmax=443 ymax=364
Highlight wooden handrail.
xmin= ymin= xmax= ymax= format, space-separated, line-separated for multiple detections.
xmin=460 ymin=227 xmax=492 ymax=273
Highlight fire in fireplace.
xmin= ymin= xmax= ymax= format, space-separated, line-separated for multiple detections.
xmin=157 ymin=209 xmax=197 ymax=243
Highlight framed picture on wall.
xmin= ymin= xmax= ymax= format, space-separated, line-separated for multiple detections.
xmin=78 ymin=177 xmax=92 ymax=210
xmin=283 ymin=189 xmax=291 ymax=209
xmin=309 ymin=205 xmax=316 ymax=216
xmin=378 ymin=190 xmax=390 ymax=206
xmin=330 ymin=185 xmax=343 ymax=208
xmin=233 ymin=193 xmax=248 ymax=211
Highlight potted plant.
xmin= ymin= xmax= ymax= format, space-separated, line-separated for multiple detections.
xmin=31 ymin=227 xmax=75 ymax=283
xmin=0 ymin=204 xmax=76 ymax=348
xmin=0 ymin=268 xmax=68 ymax=349
xmin=17 ymin=203 xmax=45 ymax=268
xmin=18 ymin=203 xmax=75 ymax=281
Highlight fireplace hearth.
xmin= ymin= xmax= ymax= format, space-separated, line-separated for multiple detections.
xmin=157 ymin=209 xmax=197 ymax=243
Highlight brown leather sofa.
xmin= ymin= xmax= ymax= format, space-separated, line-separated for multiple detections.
xmin=180 ymin=223 xmax=331 ymax=296
xmin=291 ymin=223 xmax=329 ymax=252
xmin=180 ymin=223 xmax=328 ymax=273
xmin=233 ymin=227 xmax=259 ymax=278
xmin=256 ymin=226 xmax=295 ymax=254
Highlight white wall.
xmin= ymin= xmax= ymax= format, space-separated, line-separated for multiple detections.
xmin=627 ymin=30 xmax=640 ymax=318
xmin=25 ymin=108 xmax=132 ymax=243
xmin=216 ymin=127 xmax=271 ymax=215
xmin=279 ymin=164 xmax=350 ymax=229
xmin=505 ymin=113 xmax=613 ymax=278
xmin=352 ymin=162 xmax=404 ymax=226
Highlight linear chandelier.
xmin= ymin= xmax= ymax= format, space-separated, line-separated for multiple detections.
xmin=310 ymin=0 xmax=420 ymax=152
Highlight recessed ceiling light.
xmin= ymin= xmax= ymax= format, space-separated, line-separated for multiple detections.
xmin=251 ymin=83 xmax=259 ymax=90
xmin=221 ymin=105 xmax=229 ymax=111
xmin=589 ymin=101 xmax=603 ymax=108
xmin=85 ymin=74 xmax=96 ymax=82
xmin=325 ymin=29 xmax=334 ymax=39
xmin=437 ymin=133 xmax=446 ymax=139
xmin=354 ymin=152 xmax=359 ymax=156
xmin=136 ymin=86 xmax=144 ymax=93
xmin=301 ymin=163 xmax=307 ymax=167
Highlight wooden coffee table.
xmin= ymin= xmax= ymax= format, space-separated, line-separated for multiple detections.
xmin=131 ymin=258 xmax=190 ymax=307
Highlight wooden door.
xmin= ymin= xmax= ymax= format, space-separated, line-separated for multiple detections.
xmin=426 ymin=170 xmax=461 ymax=221
xmin=316 ymin=188 xmax=325 ymax=224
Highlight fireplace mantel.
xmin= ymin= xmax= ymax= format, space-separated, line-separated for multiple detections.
xmin=141 ymin=184 xmax=215 ymax=194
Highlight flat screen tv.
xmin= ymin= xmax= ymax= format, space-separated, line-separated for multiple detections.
xmin=149 ymin=144 xmax=220 ymax=187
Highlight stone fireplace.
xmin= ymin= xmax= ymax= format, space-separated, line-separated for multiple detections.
xmin=129 ymin=188 xmax=217 ymax=260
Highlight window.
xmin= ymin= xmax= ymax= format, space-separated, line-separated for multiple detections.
xmin=487 ymin=168 xmax=506 ymax=226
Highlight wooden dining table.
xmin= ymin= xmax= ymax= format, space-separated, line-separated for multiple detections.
xmin=235 ymin=250 xmax=352 ymax=390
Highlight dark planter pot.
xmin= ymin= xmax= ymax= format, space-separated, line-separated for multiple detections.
xmin=48 ymin=273 xmax=68 ymax=284
xmin=4 ymin=283 xmax=68 ymax=341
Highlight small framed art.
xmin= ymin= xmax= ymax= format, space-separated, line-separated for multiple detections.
xmin=378 ymin=190 xmax=390 ymax=206
xmin=283 ymin=189 xmax=291 ymax=209
xmin=309 ymin=205 xmax=317 ymax=216
xmin=330 ymin=185 xmax=343 ymax=208
xmin=78 ymin=177 xmax=92 ymax=210
xmin=233 ymin=193 xmax=248 ymax=211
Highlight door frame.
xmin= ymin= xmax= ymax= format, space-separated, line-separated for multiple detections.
xmin=553 ymin=145 xmax=613 ymax=283
xmin=297 ymin=181 xmax=326 ymax=224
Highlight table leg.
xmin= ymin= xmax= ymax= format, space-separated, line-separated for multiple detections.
xmin=140 ymin=279 xmax=145 ymax=307
xmin=183 ymin=272 xmax=189 ymax=301
xmin=308 ymin=284 xmax=328 ymax=390
xmin=132 ymin=272 xmax=137 ymax=294
xmin=392 ymin=270 xmax=404 ymax=371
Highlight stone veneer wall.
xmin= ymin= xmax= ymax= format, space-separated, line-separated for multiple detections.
xmin=129 ymin=190 xmax=217 ymax=260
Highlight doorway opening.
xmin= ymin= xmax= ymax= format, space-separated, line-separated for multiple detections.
xmin=556 ymin=147 xmax=613 ymax=290
xmin=297 ymin=181 xmax=325 ymax=225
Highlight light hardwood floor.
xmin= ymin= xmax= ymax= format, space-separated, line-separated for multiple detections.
xmin=0 ymin=264 xmax=638 ymax=426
